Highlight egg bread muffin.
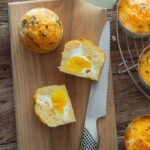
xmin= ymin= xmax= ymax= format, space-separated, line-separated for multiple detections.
xmin=33 ymin=85 xmax=76 ymax=127
xmin=138 ymin=46 xmax=150 ymax=88
xmin=125 ymin=116 xmax=150 ymax=150
xmin=59 ymin=39 xmax=106 ymax=80
xmin=18 ymin=8 xmax=63 ymax=53
xmin=118 ymin=0 xmax=150 ymax=37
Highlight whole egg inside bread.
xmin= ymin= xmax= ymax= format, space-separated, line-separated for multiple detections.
xmin=59 ymin=39 xmax=106 ymax=81
xmin=125 ymin=116 xmax=150 ymax=150
xmin=18 ymin=8 xmax=63 ymax=53
xmin=118 ymin=0 xmax=150 ymax=35
xmin=33 ymin=85 xmax=76 ymax=127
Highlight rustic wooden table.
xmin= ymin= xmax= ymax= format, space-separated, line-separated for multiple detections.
xmin=0 ymin=1 xmax=150 ymax=150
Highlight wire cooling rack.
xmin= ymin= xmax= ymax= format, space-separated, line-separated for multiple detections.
xmin=116 ymin=19 xmax=150 ymax=100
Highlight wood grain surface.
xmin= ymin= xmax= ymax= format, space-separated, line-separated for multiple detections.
xmin=1 ymin=0 xmax=150 ymax=150
xmin=8 ymin=0 xmax=117 ymax=149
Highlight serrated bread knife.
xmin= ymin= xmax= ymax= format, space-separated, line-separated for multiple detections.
xmin=80 ymin=21 xmax=110 ymax=150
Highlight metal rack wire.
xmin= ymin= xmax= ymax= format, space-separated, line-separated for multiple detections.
xmin=116 ymin=19 xmax=150 ymax=100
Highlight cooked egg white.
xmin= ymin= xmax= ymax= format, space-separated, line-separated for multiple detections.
xmin=37 ymin=95 xmax=53 ymax=108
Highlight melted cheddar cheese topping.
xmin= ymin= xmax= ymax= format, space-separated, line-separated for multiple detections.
xmin=125 ymin=116 xmax=150 ymax=150
xmin=139 ymin=48 xmax=150 ymax=86
xmin=118 ymin=0 xmax=150 ymax=34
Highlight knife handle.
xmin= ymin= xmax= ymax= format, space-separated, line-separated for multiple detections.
xmin=80 ymin=118 xmax=98 ymax=150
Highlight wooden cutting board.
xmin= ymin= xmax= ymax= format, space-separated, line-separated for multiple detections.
xmin=8 ymin=0 xmax=118 ymax=149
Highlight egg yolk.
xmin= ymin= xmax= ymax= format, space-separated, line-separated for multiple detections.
xmin=51 ymin=90 xmax=67 ymax=114
xmin=66 ymin=56 xmax=92 ymax=73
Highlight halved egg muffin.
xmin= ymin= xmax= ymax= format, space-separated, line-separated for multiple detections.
xmin=59 ymin=39 xmax=106 ymax=80
xmin=33 ymin=85 xmax=76 ymax=127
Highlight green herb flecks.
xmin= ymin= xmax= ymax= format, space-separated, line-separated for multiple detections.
xmin=22 ymin=19 xmax=28 ymax=28
xmin=146 ymin=55 xmax=150 ymax=63
xmin=56 ymin=20 xmax=61 ymax=26
xmin=30 ymin=16 xmax=38 ymax=26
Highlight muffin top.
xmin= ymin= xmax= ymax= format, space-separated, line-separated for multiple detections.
xmin=139 ymin=47 xmax=150 ymax=86
xmin=118 ymin=0 xmax=150 ymax=34
xmin=18 ymin=8 xmax=63 ymax=53
xmin=125 ymin=116 xmax=150 ymax=150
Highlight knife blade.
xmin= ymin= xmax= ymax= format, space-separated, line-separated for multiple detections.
xmin=80 ymin=21 xmax=110 ymax=150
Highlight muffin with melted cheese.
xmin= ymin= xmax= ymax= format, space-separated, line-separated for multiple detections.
xmin=33 ymin=85 xmax=76 ymax=127
xmin=118 ymin=0 xmax=150 ymax=37
xmin=59 ymin=39 xmax=106 ymax=81
xmin=18 ymin=8 xmax=63 ymax=53
xmin=125 ymin=116 xmax=150 ymax=150
xmin=138 ymin=46 xmax=150 ymax=89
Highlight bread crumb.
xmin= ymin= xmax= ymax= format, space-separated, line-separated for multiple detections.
xmin=112 ymin=35 xmax=116 ymax=42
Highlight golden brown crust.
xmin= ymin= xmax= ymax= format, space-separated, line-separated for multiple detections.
xmin=125 ymin=116 xmax=150 ymax=150
xmin=18 ymin=8 xmax=63 ymax=53
xmin=34 ymin=105 xmax=47 ymax=125
xmin=118 ymin=0 xmax=150 ymax=34
xmin=65 ymin=39 xmax=105 ymax=54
